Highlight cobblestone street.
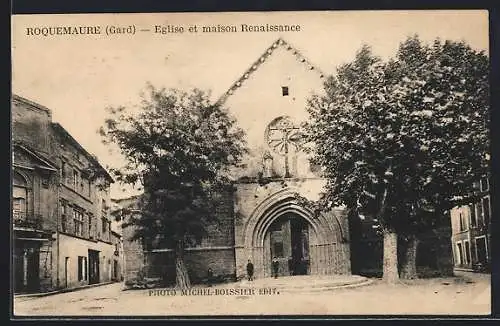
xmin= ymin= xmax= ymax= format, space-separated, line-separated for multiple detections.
xmin=13 ymin=272 xmax=490 ymax=316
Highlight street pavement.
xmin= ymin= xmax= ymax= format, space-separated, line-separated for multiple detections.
xmin=13 ymin=272 xmax=491 ymax=316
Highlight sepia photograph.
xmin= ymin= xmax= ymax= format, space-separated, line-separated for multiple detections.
xmin=11 ymin=10 xmax=491 ymax=317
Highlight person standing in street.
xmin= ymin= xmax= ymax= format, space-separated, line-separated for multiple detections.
xmin=246 ymin=259 xmax=254 ymax=281
xmin=207 ymin=267 xmax=214 ymax=287
xmin=272 ymin=257 xmax=280 ymax=279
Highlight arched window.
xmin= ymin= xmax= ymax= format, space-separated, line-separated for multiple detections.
xmin=12 ymin=172 xmax=28 ymax=220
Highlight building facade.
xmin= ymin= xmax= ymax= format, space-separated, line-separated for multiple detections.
xmin=111 ymin=196 xmax=142 ymax=284
xmin=450 ymin=178 xmax=491 ymax=272
xmin=120 ymin=39 xmax=352 ymax=286
xmin=12 ymin=94 xmax=119 ymax=293
xmin=12 ymin=97 xmax=59 ymax=293
xmin=110 ymin=230 xmax=123 ymax=282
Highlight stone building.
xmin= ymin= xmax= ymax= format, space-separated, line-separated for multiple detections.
xmin=12 ymin=97 xmax=59 ymax=293
xmin=110 ymin=229 xmax=123 ymax=281
xmin=450 ymin=177 xmax=491 ymax=272
xmin=118 ymin=38 xmax=458 ymax=286
xmin=119 ymin=38 xmax=351 ymax=286
xmin=111 ymin=196 xmax=144 ymax=283
xmin=12 ymin=94 xmax=118 ymax=293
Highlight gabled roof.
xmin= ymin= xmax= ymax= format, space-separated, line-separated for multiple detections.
xmin=13 ymin=142 xmax=58 ymax=172
xmin=51 ymin=122 xmax=114 ymax=183
xmin=216 ymin=37 xmax=326 ymax=105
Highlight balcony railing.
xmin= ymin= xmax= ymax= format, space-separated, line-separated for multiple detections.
xmin=12 ymin=211 xmax=44 ymax=229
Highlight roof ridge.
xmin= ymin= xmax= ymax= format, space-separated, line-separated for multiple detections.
xmin=215 ymin=37 xmax=326 ymax=105
xmin=51 ymin=122 xmax=114 ymax=183
xmin=12 ymin=94 xmax=52 ymax=115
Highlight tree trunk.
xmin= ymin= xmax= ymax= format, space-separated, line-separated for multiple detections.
xmin=175 ymin=256 xmax=191 ymax=290
xmin=400 ymin=236 xmax=419 ymax=280
xmin=382 ymin=229 xmax=399 ymax=284
xmin=175 ymin=241 xmax=191 ymax=290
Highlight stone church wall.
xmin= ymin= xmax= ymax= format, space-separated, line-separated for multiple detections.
xmin=222 ymin=41 xmax=326 ymax=182
xmin=184 ymin=248 xmax=235 ymax=282
xmin=183 ymin=187 xmax=237 ymax=282
xmin=123 ymin=188 xmax=237 ymax=286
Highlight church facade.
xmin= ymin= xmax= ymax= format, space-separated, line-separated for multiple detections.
xmin=118 ymin=38 xmax=351 ymax=285
xmin=222 ymin=38 xmax=350 ymax=279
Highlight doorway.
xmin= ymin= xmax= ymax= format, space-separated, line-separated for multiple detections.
xmin=290 ymin=218 xmax=309 ymax=275
xmin=113 ymin=260 xmax=118 ymax=281
xmin=26 ymin=248 xmax=40 ymax=291
xmin=14 ymin=244 xmax=40 ymax=293
xmin=476 ymin=237 xmax=488 ymax=264
xmin=64 ymin=257 xmax=70 ymax=288
xmin=456 ymin=242 xmax=464 ymax=265
xmin=88 ymin=250 xmax=100 ymax=284
xmin=267 ymin=214 xmax=310 ymax=276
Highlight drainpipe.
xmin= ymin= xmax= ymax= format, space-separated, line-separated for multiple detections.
xmin=121 ymin=235 xmax=126 ymax=288
xmin=119 ymin=213 xmax=126 ymax=287
xmin=55 ymin=173 xmax=61 ymax=289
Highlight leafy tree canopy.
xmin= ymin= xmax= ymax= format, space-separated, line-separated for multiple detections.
xmin=100 ymin=84 xmax=247 ymax=247
xmin=304 ymin=36 xmax=489 ymax=235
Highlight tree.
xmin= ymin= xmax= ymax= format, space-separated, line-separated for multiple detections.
xmin=304 ymin=36 xmax=489 ymax=283
xmin=99 ymin=84 xmax=246 ymax=289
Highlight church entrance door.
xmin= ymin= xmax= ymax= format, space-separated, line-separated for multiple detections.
xmin=290 ymin=218 xmax=309 ymax=275
xmin=241 ymin=188 xmax=351 ymax=279
xmin=267 ymin=213 xmax=310 ymax=277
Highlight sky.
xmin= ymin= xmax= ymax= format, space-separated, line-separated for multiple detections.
xmin=11 ymin=10 xmax=489 ymax=199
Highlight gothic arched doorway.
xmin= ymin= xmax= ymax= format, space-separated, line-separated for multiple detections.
xmin=264 ymin=213 xmax=311 ymax=277
xmin=236 ymin=188 xmax=351 ymax=279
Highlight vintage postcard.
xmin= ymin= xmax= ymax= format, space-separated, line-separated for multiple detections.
xmin=11 ymin=10 xmax=491 ymax=317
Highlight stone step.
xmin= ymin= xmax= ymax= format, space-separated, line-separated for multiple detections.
xmin=225 ymin=275 xmax=372 ymax=293
xmin=282 ymin=279 xmax=374 ymax=293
